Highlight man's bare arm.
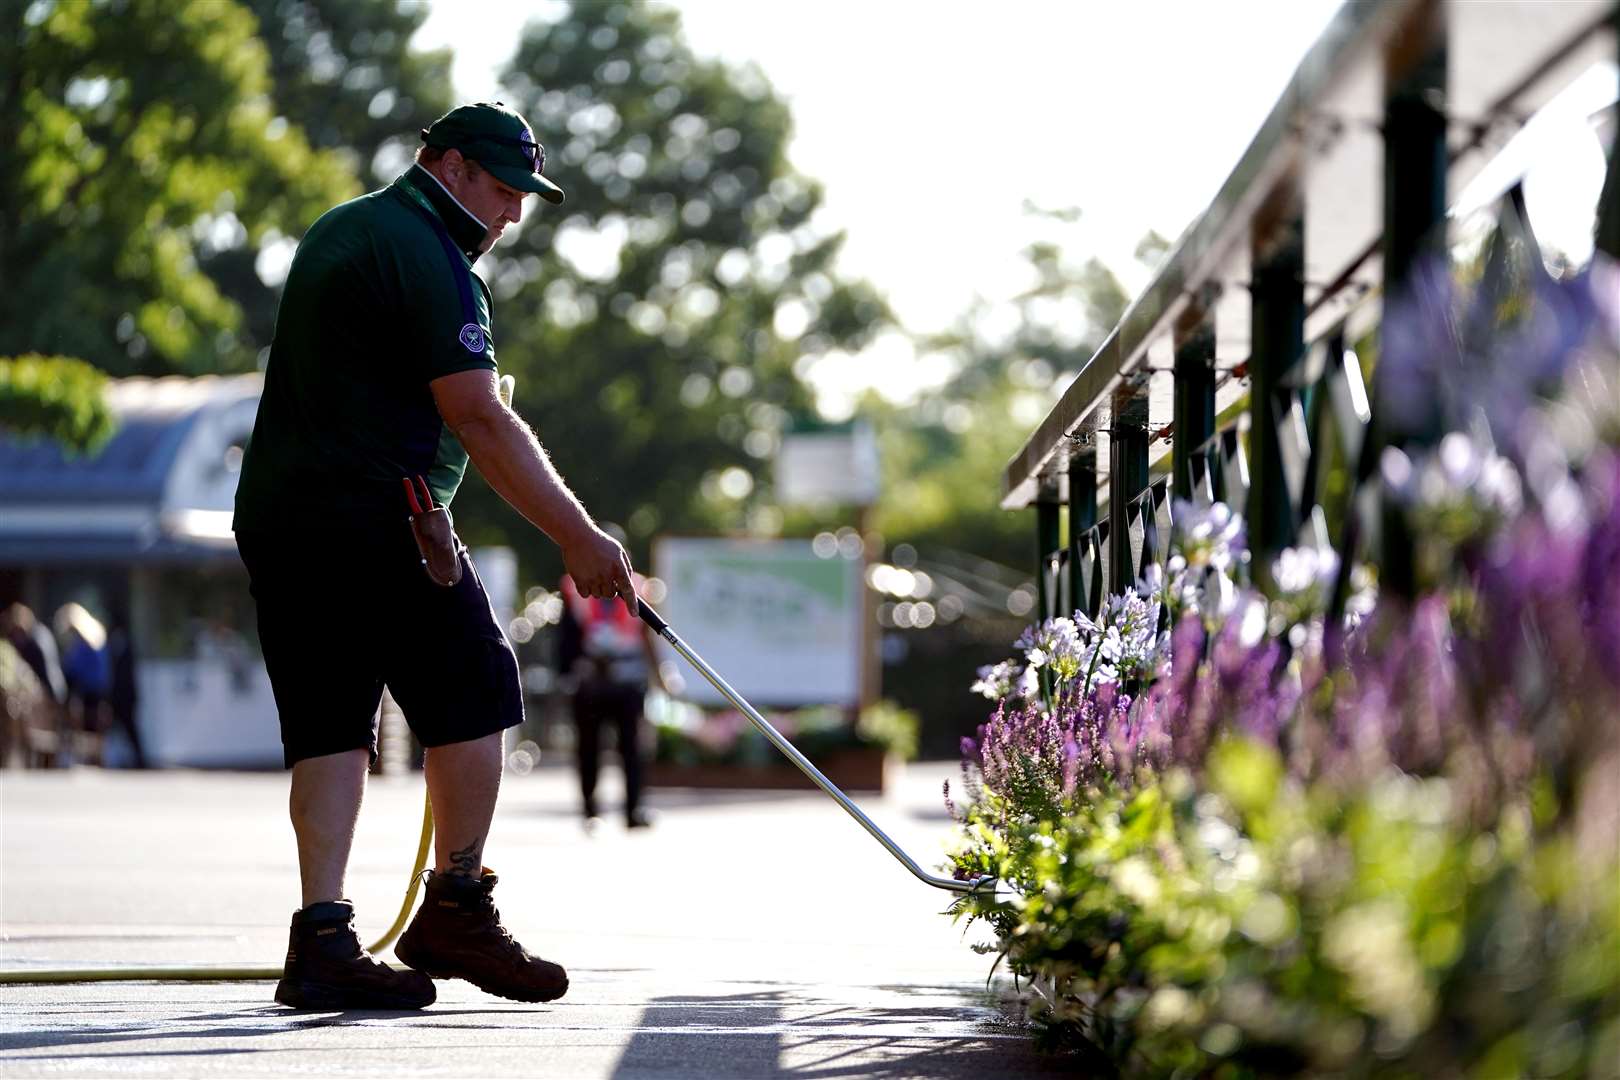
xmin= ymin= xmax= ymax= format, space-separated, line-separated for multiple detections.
xmin=431 ymin=368 xmax=634 ymax=602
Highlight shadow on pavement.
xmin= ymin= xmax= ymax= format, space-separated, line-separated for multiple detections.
xmin=612 ymin=989 xmax=785 ymax=1079
xmin=608 ymin=990 xmax=1076 ymax=1079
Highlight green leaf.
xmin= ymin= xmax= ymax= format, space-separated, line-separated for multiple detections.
xmin=0 ymin=354 xmax=116 ymax=453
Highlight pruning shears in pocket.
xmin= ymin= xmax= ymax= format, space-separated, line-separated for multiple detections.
xmin=402 ymin=475 xmax=462 ymax=587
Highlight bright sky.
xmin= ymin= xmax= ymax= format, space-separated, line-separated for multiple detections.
xmin=414 ymin=0 xmax=1344 ymax=408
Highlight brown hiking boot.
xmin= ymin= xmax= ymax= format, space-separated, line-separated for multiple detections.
xmin=395 ymin=868 xmax=568 ymax=1003
xmin=274 ymin=900 xmax=435 ymax=1010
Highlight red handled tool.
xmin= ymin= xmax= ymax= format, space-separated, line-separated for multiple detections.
xmin=402 ymin=475 xmax=435 ymax=515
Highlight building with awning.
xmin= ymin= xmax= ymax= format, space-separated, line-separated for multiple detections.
xmin=0 ymin=375 xmax=280 ymax=767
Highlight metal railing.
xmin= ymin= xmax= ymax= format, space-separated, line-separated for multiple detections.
xmin=1005 ymin=0 xmax=1620 ymax=617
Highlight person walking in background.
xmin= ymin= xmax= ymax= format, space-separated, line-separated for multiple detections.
xmin=557 ymin=532 xmax=661 ymax=831
xmin=54 ymin=602 xmax=110 ymax=764
xmin=232 ymin=100 xmax=640 ymax=1011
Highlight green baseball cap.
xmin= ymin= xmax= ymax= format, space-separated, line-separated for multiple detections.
xmin=420 ymin=101 xmax=565 ymax=205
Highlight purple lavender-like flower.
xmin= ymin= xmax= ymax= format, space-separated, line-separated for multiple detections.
xmin=1474 ymin=260 xmax=1609 ymax=444
xmin=957 ymin=675 xmax=1145 ymax=814
xmin=1378 ymin=256 xmax=1461 ymax=440
xmin=1581 ymin=453 xmax=1620 ymax=688
xmin=1381 ymin=250 xmax=1611 ymax=457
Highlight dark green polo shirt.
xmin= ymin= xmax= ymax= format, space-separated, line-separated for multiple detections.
xmin=233 ymin=166 xmax=498 ymax=533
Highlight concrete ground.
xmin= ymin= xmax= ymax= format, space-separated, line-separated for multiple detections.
xmin=0 ymin=761 xmax=1074 ymax=1078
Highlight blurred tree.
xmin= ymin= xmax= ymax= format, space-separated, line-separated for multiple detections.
xmin=0 ymin=354 xmax=115 ymax=454
xmin=205 ymin=0 xmax=455 ymax=351
xmin=245 ymin=0 xmax=452 ymax=185
xmin=451 ymin=0 xmax=890 ymax=577
xmin=867 ymin=212 xmax=1143 ymax=570
xmin=0 ymin=0 xmax=357 ymax=377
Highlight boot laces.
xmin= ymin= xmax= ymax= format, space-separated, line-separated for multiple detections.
xmin=485 ymin=903 xmax=524 ymax=959
xmin=343 ymin=915 xmax=390 ymax=968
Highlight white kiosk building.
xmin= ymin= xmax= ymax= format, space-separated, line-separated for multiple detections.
xmin=0 ymin=375 xmax=280 ymax=767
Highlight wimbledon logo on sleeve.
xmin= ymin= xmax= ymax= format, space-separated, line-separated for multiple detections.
xmin=459 ymin=323 xmax=487 ymax=353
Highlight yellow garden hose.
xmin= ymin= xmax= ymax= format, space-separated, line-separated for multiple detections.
xmin=363 ymin=789 xmax=436 ymax=954
xmin=0 ymin=790 xmax=434 ymax=985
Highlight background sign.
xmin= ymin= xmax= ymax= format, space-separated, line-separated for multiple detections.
xmin=774 ymin=420 xmax=880 ymax=507
xmin=653 ymin=538 xmax=863 ymax=707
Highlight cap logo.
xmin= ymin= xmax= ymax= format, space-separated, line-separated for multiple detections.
xmin=517 ymin=126 xmax=544 ymax=175
xmin=459 ymin=323 xmax=487 ymax=353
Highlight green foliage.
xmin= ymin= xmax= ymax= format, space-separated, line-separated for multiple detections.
xmin=0 ymin=354 xmax=116 ymax=453
xmin=950 ymin=748 xmax=1620 ymax=1075
xmin=856 ymin=699 xmax=919 ymax=760
xmin=446 ymin=0 xmax=891 ymax=578
xmin=861 ymin=378 xmax=1052 ymax=571
xmin=0 ymin=0 xmax=359 ymax=376
xmin=243 ymin=0 xmax=453 ymax=185
xmin=864 ymin=212 xmax=1138 ymax=569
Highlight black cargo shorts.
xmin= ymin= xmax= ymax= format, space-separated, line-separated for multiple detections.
xmin=236 ymin=523 xmax=523 ymax=768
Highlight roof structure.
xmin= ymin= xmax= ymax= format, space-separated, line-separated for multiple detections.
xmin=0 ymin=375 xmax=263 ymax=564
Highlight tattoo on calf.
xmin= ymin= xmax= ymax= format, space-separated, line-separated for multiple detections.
xmin=448 ymin=839 xmax=483 ymax=878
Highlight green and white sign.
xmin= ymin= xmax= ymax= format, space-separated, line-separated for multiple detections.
xmin=653 ymin=537 xmax=863 ymax=706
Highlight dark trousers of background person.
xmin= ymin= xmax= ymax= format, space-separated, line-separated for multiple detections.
xmin=572 ymin=681 xmax=645 ymax=823
xmin=107 ymin=630 xmax=146 ymax=768
xmin=106 ymin=694 xmax=146 ymax=767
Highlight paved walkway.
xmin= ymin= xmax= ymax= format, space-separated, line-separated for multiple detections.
xmin=0 ymin=762 xmax=1073 ymax=1078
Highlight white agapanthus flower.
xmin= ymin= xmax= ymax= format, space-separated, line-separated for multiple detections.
xmin=1158 ymin=500 xmax=1248 ymax=631
xmin=1016 ymin=663 xmax=1040 ymax=699
xmin=1015 ymin=617 xmax=1086 ymax=683
xmin=1343 ymin=564 xmax=1378 ymax=631
xmin=1382 ymin=435 xmax=1524 ymax=542
xmin=970 ymin=660 xmax=1023 ymax=701
xmin=1085 ymin=587 xmax=1167 ymax=686
xmin=1171 ymin=499 xmax=1246 ymax=572
xmin=1271 ymin=546 xmax=1339 ymax=606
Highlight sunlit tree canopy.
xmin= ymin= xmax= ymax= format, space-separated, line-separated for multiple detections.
xmin=0 ymin=0 xmax=358 ymax=376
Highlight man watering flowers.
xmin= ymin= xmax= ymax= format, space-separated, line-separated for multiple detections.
xmin=234 ymin=102 xmax=636 ymax=1010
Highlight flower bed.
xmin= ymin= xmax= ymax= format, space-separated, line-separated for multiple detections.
xmin=943 ymin=261 xmax=1620 ymax=1074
